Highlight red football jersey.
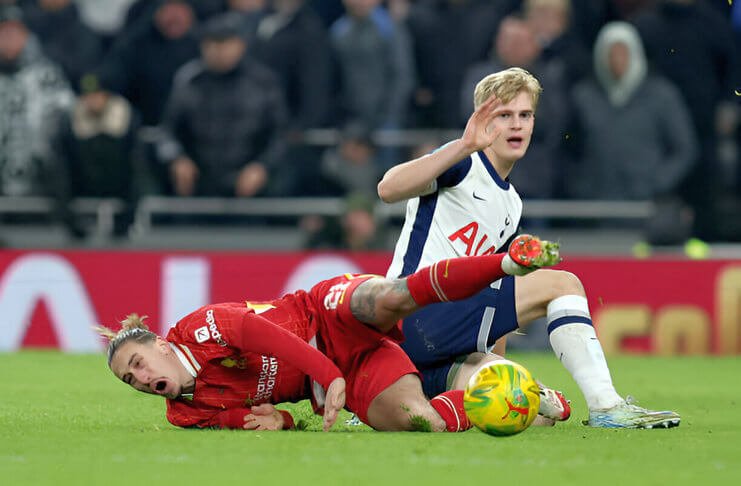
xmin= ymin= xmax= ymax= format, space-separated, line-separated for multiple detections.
xmin=164 ymin=293 xmax=342 ymax=429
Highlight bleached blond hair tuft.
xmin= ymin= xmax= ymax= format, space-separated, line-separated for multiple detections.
xmin=93 ymin=314 xmax=157 ymax=365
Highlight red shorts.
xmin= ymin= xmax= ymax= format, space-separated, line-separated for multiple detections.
xmin=307 ymin=274 xmax=420 ymax=424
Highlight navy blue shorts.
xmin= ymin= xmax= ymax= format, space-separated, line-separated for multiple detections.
xmin=401 ymin=276 xmax=519 ymax=395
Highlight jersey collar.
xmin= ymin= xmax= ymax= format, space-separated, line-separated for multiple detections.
xmin=169 ymin=342 xmax=198 ymax=378
xmin=478 ymin=150 xmax=511 ymax=190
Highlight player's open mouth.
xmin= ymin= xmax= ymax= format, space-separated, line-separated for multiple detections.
xmin=154 ymin=379 xmax=168 ymax=393
xmin=506 ymin=137 xmax=523 ymax=148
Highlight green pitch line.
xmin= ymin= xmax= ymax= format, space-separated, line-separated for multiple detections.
xmin=0 ymin=351 xmax=739 ymax=485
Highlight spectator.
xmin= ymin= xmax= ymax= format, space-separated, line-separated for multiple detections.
xmin=122 ymin=0 xmax=220 ymax=34
xmin=523 ymin=0 xmax=591 ymax=85
xmin=156 ymin=12 xmax=289 ymax=198
xmin=610 ymin=0 xmax=656 ymax=20
xmin=74 ymin=0 xmax=138 ymax=41
xmin=461 ymin=16 xmax=570 ymax=199
xmin=303 ymin=192 xmax=385 ymax=251
xmin=252 ymin=0 xmax=332 ymax=131
xmin=101 ymin=0 xmax=199 ymax=126
xmin=0 ymin=5 xmax=73 ymax=199
xmin=23 ymin=0 xmax=103 ymax=88
xmin=567 ymin=0 xmax=615 ymax=46
xmin=320 ymin=121 xmax=380 ymax=197
xmin=225 ymin=0 xmax=267 ymax=37
xmin=239 ymin=0 xmax=331 ymax=198
xmin=405 ymin=0 xmax=515 ymax=128
xmin=330 ymin=0 xmax=414 ymax=131
xmin=307 ymin=0 xmax=344 ymax=28
xmin=567 ymin=22 xmax=697 ymax=241
xmin=54 ymin=73 xmax=140 ymax=237
xmin=633 ymin=0 xmax=739 ymax=240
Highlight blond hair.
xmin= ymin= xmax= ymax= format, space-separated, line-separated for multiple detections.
xmin=94 ymin=314 xmax=157 ymax=365
xmin=473 ymin=67 xmax=542 ymax=110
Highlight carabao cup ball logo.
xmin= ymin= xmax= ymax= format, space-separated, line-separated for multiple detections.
xmin=463 ymin=360 xmax=541 ymax=436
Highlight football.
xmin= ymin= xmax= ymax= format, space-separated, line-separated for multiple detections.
xmin=463 ymin=359 xmax=541 ymax=436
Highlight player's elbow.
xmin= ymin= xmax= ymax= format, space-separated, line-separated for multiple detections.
xmin=377 ymin=281 xmax=417 ymax=317
xmin=377 ymin=178 xmax=401 ymax=204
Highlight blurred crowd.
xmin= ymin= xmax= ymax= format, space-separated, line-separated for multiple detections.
xmin=0 ymin=0 xmax=739 ymax=246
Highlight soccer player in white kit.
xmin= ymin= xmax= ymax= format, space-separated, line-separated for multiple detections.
xmin=378 ymin=67 xmax=680 ymax=428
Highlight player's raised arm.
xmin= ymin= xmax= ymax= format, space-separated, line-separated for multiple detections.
xmin=377 ymin=96 xmax=502 ymax=203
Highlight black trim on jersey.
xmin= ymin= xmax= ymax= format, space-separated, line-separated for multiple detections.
xmin=398 ymin=154 xmax=472 ymax=276
xmin=436 ymin=156 xmax=472 ymax=188
xmin=478 ymin=151 xmax=511 ymax=190
xmin=400 ymin=191 xmax=439 ymax=277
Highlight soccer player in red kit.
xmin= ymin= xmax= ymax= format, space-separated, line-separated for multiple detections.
xmin=98 ymin=235 xmax=560 ymax=432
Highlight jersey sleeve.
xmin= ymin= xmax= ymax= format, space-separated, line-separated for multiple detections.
xmin=166 ymin=402 xmax=294 ymax=430
xmin=198 ymin=304 xmax=343 ymax=390
xmin=232 ymin=311 xmax=343 ymax=390
xmin=166 ymin=402 xmax=249 ymax=429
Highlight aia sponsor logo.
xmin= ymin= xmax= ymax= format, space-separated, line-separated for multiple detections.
xmin=448 ymin=218 xmax=513 ymax=255
xmin=448 ymin=222 xmax=497 ymax=256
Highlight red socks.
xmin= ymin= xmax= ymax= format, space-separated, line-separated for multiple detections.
xmin=405 ymin=254 xmax=506 ymax=306
xmin=430 ymin=390 xmax=472 ymax=432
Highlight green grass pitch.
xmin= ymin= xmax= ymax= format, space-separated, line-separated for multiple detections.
xmin=1 ymin=351 xmax=739 ymax=485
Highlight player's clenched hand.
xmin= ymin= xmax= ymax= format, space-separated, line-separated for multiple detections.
xmin=323 ymin=377 xmax=346 ymax=432
xmin=461 ymin=95 xmax=502 ymax=152
xmin=243 ymin=403 xmax=284 ymax=431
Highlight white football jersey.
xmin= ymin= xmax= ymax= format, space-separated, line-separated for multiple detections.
xmin=387 ymin=150 xmax=523 ymax=278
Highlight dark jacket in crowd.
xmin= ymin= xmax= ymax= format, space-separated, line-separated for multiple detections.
xmin=330 ymin=5 xmax=415 ymax=129
xmin=157 ymin=57 xmax=289 ymax=196
xmin=123 ymin=0 xmax=221 ymax=32
xmin=101 ymin=18 xmax=199 ymax=125
xmin=634 ymin=1 xmax=738 ymax=136
xmin=253 ymin=3 xmax=332 ymax=130
xmin=406 ymin=0 xmax=513 ymax=128
xmin=633 ymin=1 xmax=738 ymax=239
xmin=23 ymin=2 xmax=103 ymax=88
xmin=55 ymin=94 xmax=139 ymax=199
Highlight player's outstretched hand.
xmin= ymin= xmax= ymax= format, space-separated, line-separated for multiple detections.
xmin=461 ymin=95 xmax=502 ymax=153
xmin=243 ymin=403 xmax=284 ymax=431
xmin=323 ymin=377 xmax=346 ymax=432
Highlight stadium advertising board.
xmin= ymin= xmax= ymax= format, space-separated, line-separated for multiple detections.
xmin=0 ymin=251 xmax=738 ymax=355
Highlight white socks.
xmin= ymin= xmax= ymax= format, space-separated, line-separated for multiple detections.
xmin=547 ymin=295 xmax=623 ymax=411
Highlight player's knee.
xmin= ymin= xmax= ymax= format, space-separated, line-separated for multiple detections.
xmin=548 ymin=270 xmax=585 ymax=298
xmin=367 ymin=375 xmax=447 ymax=432
xmin=450 ymin=352 xmax=505 ymax=390
xmin=408 ymin=403 xmax=447 ymax=432
xmin=384 ymin=401 xmax=446 ymax=432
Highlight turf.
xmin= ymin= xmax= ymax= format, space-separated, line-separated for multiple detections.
xmin=1 ymin=351 xmax=739 ymax=485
